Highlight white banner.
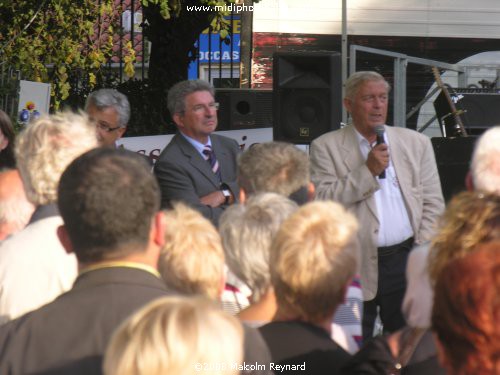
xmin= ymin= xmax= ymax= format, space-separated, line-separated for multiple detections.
xmin=117 ymin=128 xmax=274 ymax=163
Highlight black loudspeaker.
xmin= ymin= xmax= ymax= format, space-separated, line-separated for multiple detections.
xmin=433 ymin=89 xmax=500 ymax=137
xmin=273 ymin=51 xmax=342 ymax=144
xmin=431 ymin=136 xmax=478 ymax=202
xmin=215 ymin=89 xmax=273 ymax=130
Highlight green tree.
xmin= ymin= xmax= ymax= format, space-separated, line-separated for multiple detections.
xmin=0 ymin=0 xmax=135 ymax=109
xmin=0 ymin=0 xmax=250 ymax=132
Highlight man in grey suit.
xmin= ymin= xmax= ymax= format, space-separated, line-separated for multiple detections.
xmin=154 ymin=79 xmax=240 ymax=225
xmin=0 ymin=148 xmax=170 ymax=375
xmin=310 ymin=71 xmax=444 ymax=341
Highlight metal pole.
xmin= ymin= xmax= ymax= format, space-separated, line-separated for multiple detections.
xmin=341 ymin=0 xmax=347 ymax=125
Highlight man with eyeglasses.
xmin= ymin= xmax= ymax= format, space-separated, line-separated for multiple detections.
xmin=85 ymin=89 xmax=129 ymax=148
xmin=154 ymin=79 xmax=240 ymax=226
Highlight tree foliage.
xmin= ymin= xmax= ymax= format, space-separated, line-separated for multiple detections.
xmin=0 ymin=0 xmax=135 ymax=109
xmin=0 ymin=0 xmax=253 ymax=133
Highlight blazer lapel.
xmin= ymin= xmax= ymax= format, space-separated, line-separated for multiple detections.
xmin=174 ymin=134 xmax=220 ymax=187
xmin=342 ymin=126 xmax=379 ymax=221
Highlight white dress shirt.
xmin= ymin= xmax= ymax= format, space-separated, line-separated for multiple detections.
xmin=355 ymin=126 xmax=414 ymax=247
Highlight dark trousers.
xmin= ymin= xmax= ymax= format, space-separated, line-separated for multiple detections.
xmin=362 ymin=237 xmax=414 ymax=343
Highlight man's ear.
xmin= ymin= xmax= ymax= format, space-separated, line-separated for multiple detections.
xmin=465 ymin=170 xmax=474 ymax=191
xmin=57 ymin=225 xmax=74 ymax=255
xmin=173 ymin=113 xmax=184 ymax=129
xmin=307 ymin=182 xmax=315 ymax=202
xmin=117 ymin=126 xmax=127 ymax=140
xmin=152 ymin=211 xmax=167 ymax=248
xmin=343 ymin=97 xmax=352 ymax=113
xmin=239 ymin=188 xmax=247 ymax=204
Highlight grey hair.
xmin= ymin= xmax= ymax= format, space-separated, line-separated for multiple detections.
xmin=471 ymin=126 xmax=500 ymax=194
xmin=167 ymin=79 xmax=215 ymax=114
xmin=219 ymin=193 xmax=298 ymax=302
xmin=238 ymin=141 xmax=310 ymax=198
xmin=85 ymin=89 xmax=130 ymax=127
xmin=344 ymin=71 xmax=390 ymax=100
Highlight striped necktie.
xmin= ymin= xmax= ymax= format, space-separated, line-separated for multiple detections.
xmin=202 ymin=145 xmax=221 ymax=180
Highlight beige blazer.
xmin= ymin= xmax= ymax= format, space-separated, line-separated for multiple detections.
xmin=310 ymin=125 xmax=444 ymax=300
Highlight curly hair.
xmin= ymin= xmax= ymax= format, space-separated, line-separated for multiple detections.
xmin=432 ymin=242 xmax=500 ymax=375
xmin=428 ymin=191 xmax=500 ymax=284
xmin=15 ymin=111 xmax=97 ymax=205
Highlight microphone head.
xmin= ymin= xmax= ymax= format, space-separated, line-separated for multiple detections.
xmin=375 ymin=125 xmax=385 ymax=136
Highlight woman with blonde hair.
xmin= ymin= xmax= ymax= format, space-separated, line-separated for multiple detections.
xmin=104 ymin=296 xmax=244 ymax=375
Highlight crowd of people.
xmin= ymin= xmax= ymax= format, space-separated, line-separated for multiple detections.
xmin=0 ymin=71 xmax=498 ymax=375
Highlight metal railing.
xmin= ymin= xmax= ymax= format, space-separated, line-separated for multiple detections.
xmin=349 ymin=45 xmax=466 ymax=131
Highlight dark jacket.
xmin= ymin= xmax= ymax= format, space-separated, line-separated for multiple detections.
xmin=0 ymin=266 xmax=171 ymax=375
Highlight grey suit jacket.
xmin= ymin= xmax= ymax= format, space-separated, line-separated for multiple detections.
xmin=154 ymin=132 xmax=240 ymax=225
xmin=0 ymin=267 xmax=171 ymax=375
xmin=310 ymin=125 xmax=444 ymax=300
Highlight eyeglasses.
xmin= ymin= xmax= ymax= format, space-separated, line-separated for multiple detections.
xmin=95 ymin=122 xmax=122 ymax=133
xmin=181 ymin=102 xmax=220 ymax=114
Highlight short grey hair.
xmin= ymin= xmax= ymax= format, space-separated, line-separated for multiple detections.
xmin=470 ymin=126 xmax=500 ymax=194
xmin=344 ymin=71 xmax=390 ymax=100
xmin=167 ymin=79 xmax=215 ymax=114
xmin=85 ymin=89 xmax=130 ymax=127
xmin=238 ymin=142 xmax=310 ymax=198
xmin=219 ymin=193 xmax=298 ymax=302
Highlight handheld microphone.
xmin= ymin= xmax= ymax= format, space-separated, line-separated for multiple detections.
xmin=374 ymin=125 xmax=386 ymax=179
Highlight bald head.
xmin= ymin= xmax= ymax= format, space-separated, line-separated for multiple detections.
xmin=0 ymin=169 xmax=35 ymax=240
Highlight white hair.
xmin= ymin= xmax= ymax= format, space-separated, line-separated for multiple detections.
xmin=471 ymin=126 xmax=500 ymax=194
xmin=15 ymin=111 xmax=98 ymax=205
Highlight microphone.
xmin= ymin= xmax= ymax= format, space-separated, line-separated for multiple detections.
xmin=374 ymin=125 xmax=386 ymax=179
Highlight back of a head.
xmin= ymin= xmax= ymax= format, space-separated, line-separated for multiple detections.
xmin=238 ymin=142 xmax=310 ymax=201
xmin=344 ymin=71 xmax=390 ymax=101
xmin=432 ymin=242 xmax=500 ymax=375
xmin=159 ymin=203 xmax=224 ymax=300
xmin=0 ymin=169 xmax=35 ymax=240
xmin=85 ymin=88 xmax=130 ymax=127
xmin=15 ymin=111 xmax=98 ymax=206
xmin=428 ymin=191 xmax=500 ymax=284
xmin=270 ymin=201 xmax=359 ymax=322
xmin=219 ymin=193 xmax=298 ymax=302
xmin=57 ymin=148 xmax=160 ymax=263
xmin=103 ymin=295 xmax=244 ymax=375
xmin=470 ymin=126 xmax=500 ymax=194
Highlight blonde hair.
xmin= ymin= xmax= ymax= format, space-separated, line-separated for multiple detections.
xmin=428 ymin=191 xmax=500 ymax=284
xmin=103 ymin=296 xmax=244 ymax=375
xmin=159 ymin=203 xmax=225 ymax=300
xmin=219 ymin=193 xmax=298 ymax=302
xmin=14 ymin=111 xmax=97 ymax=205
xmin=270 ymin=201 xmax=359 ymax=322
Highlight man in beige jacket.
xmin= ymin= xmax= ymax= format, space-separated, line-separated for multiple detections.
xmin=310 ymin=71 xmax=444 ymax=341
